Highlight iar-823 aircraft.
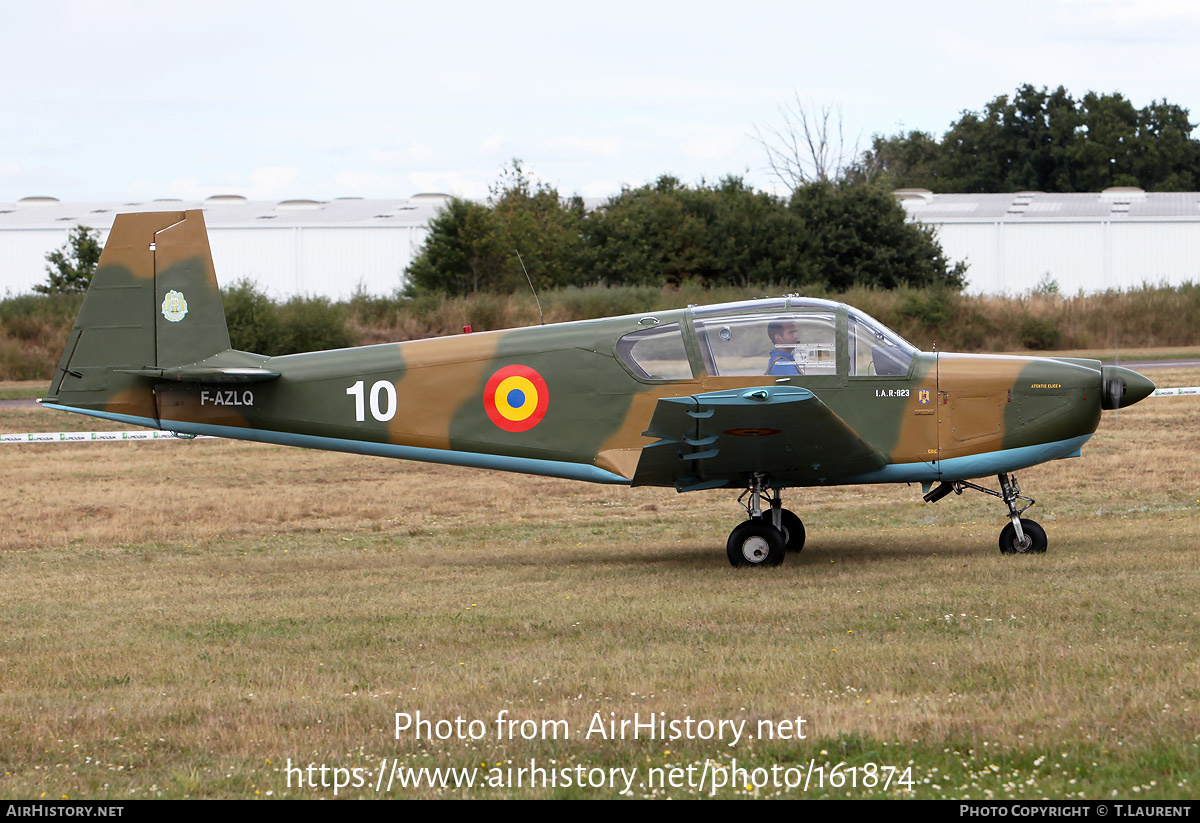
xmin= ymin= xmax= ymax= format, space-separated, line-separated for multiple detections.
xmin=45 ymin=210 xmax=1155 ymax=567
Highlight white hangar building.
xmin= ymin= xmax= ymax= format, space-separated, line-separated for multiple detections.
xmin=899 ymin=188 xmax=1200 ymax=294
xmin=0 ymin=194 xmax=448 ymax=300
xmin=4 ymin=188 xmax=1199 ymax=298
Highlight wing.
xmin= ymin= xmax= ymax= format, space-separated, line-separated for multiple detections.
xmin=631 ymin=385 xmax=886 ymax=490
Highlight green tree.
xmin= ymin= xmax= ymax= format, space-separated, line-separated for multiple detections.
xmin=585 ymin=176 xmax=812 ymax=288
xmin=788 ymin=183 xmax=965 ymax=290
xmin=35 ymin=225 xmax=102 ymax=294
xmin=865 ymin=85 xmax=1200 ymax=193
xmin=406 ymin=160 xmax=587 ymax=295
xmin=408 ymin=167 xmax=963 ymax=295
xmin=1134 ymin=99 xmax=1200 ymax=190
xmin=1071 ymin=91 xmax=1141 ymax=190
xmin=697 ymin=177 xmax=812 ymax=287
xmin=488 ymin=161 xmax=588 ymax=292
xmin=582 ymin=175 xmax=711 ymax=286
xmin=405 ymin=197 xmax=503 ymax=294
xmin=849 ymin=130 xmax=943 ymax=190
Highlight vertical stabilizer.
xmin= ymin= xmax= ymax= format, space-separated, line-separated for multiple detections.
xmin=46 ymin=210 xmax=232 ymax=421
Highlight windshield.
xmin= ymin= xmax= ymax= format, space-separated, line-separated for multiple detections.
xmin=849 ymin=312 xmax=917 ymax=376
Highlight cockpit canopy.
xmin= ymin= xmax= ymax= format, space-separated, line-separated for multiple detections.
xmin=616 ymin=298 xmax=917 ymax=381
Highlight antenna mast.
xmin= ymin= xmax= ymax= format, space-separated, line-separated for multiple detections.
xmin=515 ymin=249 xmax=545 ymax=325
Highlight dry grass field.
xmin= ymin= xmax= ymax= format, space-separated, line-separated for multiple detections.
xmin=1 ymin=366 xmax=1197 ymax=799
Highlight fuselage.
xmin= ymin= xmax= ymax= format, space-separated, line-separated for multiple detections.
xmin=50 ymin=296 xmax=1142 ymax=489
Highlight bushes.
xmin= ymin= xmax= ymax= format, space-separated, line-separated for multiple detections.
xmin=0 ymin=293 xmax=83 ymax=381
xmin=405 ymin=170 xmax=965 ymax=296
xmin=3 ymin=283 xmax=1199 ymax=381
xmin=1019 ymin=315 xmax=1063 ymax=350
xmin=222 ymin=281 xmax=352 ymax=355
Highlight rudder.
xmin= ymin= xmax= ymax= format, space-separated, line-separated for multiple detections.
xmin=45 ymin=210 xmax=232 ymax=421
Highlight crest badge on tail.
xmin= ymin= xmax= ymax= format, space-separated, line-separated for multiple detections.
xmin=161 ymin=290 xmax=188 ymax=323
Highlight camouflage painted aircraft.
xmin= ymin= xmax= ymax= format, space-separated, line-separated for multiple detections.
xmin=45 ymin=211 xmax=1156 ymax=567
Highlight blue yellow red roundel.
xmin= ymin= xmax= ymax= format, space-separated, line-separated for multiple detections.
xmin=484 ymin=365 xmax=549 ymax=432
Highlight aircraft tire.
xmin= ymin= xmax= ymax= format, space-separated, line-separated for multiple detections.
xmin=777 ymin=508 xmax=806 ymax=553
xmin=998 ymin=519 xmax=1047 ymax=555
xmin=727 ymin=520 xmax=786 ymax=568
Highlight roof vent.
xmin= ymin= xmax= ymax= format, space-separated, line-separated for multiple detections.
xmin=16 ymin=196 xmax=59 ymax=207
xmin=275 ymin=199 xmax=323 ymax=211
xmin=892 ymin=188 xmax=934 ymax=204
xmin=1007 ymin=193 xmax=1036 ymax=215
xmin=205 ymin=194 xmax=248 ymax=205
xmin=1100 ymin=186 xmax=1146 ymax=201
xmin=1102 ymin=186 xmax=1144 ymax=216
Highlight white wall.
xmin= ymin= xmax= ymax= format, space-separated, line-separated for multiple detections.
xmin=933 ymin=221 xmax=1200 ymax=294
xmin=1 ymin=225 xmax=430 ymax=299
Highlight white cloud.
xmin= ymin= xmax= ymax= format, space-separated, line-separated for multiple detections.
xmin=330 ymin=170 xmax=415 ymax=198
xmin=408 ymin=171 xmax=488 ymax=199
xmin=680 ymin=134 xmax=740 ymax=161
xmin=578 ymin=179 xmax=626 ymax=199
xmin=161 ymin=178 xmax=206 ymax=200
xmin=543 ymin=136 xmax=621 ymax=157
xmin=369 ymin=142 xmax=436 ymax=166
xmin=247 ymin=166 xmax=302 ymax=198
xmin=480 ymin=134 xmax=508 ymax=151
xmin=132 ymin=168 xmax=301 ymax=202
xmin=1059 ymin=0 xmax=1200 ymax=23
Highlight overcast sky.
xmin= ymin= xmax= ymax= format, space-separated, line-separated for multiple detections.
xmin=4 ymin=0 xmax=1200 ymax=203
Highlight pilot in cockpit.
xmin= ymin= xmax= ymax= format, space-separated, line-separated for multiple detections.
xmin=766 ymin=320 xmax=803 ymax=375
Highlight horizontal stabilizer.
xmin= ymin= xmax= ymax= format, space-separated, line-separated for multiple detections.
xmin=115 ymin=366 xmax=280 ymax=383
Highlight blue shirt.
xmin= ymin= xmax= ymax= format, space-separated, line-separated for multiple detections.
xmin=766 ymin=348 xmax=802 ymax=375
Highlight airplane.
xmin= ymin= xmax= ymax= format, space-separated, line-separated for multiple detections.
xmin=43 ymin=210 xmax=1156 ymax=567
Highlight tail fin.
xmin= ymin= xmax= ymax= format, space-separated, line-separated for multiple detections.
xmin=45 ymin=210 xmax=233 ymax=421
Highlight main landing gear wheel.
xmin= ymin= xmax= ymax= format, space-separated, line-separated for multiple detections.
xmin=729 ymin=474 xmax=797 ymax=567
xmin=999 ymin=519 xmax=1047 ymax=555
xmin=777 ymin=508 xmax=806 ymax=553
xmin=727 ymin=520 xmax=786 ymax=568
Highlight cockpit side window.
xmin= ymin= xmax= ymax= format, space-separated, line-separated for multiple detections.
xmin=615 ymin=323 xmax=693 ymax=380
xmin=694 ymin=313 xmax=837 ymax=377
xmin=849 ymin=314 xmax=916 ymax=376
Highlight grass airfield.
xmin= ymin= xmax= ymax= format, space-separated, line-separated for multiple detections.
xmin=1 ymin=366 xmax=1198 ymax=799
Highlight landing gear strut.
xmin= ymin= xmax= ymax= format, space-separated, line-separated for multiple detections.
xmin=923 ymin=472 xmax=1047 ymax=555
xmin=727 ymin=474 xmax=805 ymax=567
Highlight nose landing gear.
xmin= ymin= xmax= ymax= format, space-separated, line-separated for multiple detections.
xmin=923 ymin=472 xmax=1047 ymax=555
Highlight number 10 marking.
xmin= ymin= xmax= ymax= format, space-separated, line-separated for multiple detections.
xmin=346 ymin=380 xmax=397 ymax=422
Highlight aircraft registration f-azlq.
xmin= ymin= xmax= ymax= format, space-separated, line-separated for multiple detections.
xmin=45 ymin=210 xmax=1156 ymax=567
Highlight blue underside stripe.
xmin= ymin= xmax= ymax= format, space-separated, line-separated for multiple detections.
xmin=846 ymin=434 xmax=1092 ymax=484
xmin=42 ymin=404 xmax=1092 ymax=489
xmin=41 ymin=404 xmax=631 ymax=486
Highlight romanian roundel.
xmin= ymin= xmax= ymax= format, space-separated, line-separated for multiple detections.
xmin=484 ymin=365 xmax=549 ymax=432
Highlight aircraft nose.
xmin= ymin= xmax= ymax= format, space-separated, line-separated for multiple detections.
xmin=1101 ymin=366 xmax=1156 ymax=410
